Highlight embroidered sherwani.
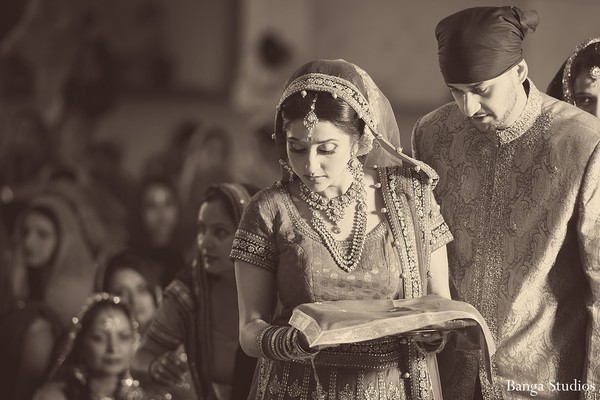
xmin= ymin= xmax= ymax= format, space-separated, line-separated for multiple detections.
xmin=412 ymin=80 xmax=600 ymax=400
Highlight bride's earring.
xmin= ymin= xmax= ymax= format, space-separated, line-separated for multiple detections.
xmin=347 ymin=153 xmax=362 ymax=179
xmin=279 ymin=159 xmax=295 ymax=182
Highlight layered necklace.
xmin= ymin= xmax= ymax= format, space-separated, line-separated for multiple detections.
xmin=299 ymin=161 xmax=367 ymax=273
xmin=299 ymin=179 xmax=361 ymax=234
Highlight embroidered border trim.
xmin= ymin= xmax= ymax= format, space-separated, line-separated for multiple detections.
xmin=278 ymin=73 xmax=377 ymax=135
xmin=231 ymin=229 xmax=278 ymax=273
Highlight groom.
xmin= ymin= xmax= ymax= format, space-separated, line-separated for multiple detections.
xmin=413 ymin=6 xmax=600 ymax=399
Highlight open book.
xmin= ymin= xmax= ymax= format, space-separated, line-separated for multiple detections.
xmin=289 ymin=294 xmax=495 ymax=354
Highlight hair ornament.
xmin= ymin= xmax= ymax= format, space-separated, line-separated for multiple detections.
xmin=301 ymin=90 xmax=307 ymax=98
xmin=355 ymin=125 xmax=374 ymax=157
xmin=591 ymin=65 xmax=600 ymax=86
xmin=48 ymin=293 xmax=140 ymax=382
xmin=303 ymin=94 xmax=319 ymax=140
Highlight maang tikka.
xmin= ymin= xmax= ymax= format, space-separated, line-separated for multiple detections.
xmin=303 ymin=93 xmax=319 ymax=141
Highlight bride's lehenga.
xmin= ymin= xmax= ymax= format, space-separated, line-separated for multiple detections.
xmin=231 ymin=59 xmax=454 ymax=400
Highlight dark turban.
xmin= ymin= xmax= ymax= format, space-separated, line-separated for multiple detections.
xmin=435 ymin=6 xmax=539 ymax=84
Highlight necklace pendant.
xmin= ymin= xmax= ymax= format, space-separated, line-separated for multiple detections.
xmin=331 ymin=225 xmax=342 ymax=234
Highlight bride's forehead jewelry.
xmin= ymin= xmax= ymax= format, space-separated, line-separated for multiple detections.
xmin=303 ymin=94 xmax=318 ymax=141
xmin=101 ymin=309 xmax=124 ymax=334
xmin=590 ymin=66 xmax=600 ymax=87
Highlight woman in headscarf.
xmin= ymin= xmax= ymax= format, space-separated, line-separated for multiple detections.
xmin=96 ymin=249 xmax=162 ymax=335
xmin=547 ymin=37 xmax=600 ymax=117
xmin=34 ymin=293 xmax=145 ymax=400
xmin=0 ymin=192 xmax=98 ymax=399
xmin=129 ymin=175 xmax=186 ymax=288
xmin=231 ymin=59 xmax=456 ymax=399
xmin=133 ymin=182 xmax=259 ymax=400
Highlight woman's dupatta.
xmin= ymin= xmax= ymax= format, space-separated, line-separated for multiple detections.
xmin=185 ymin=255 xmax=215 ymax=399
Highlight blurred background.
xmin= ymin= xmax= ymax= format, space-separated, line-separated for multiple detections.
xmin=1 ymin=0 xmax=599 ymax=188
xmin=0 ymin=1 xmax=599 ymax=398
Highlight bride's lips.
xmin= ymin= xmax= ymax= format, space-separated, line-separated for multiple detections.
xmin=303 ymin=174 xmax=325 ymax=182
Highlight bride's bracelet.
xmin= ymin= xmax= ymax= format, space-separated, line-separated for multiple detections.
xmin=258 ymin=325 xmax=317 ymax=361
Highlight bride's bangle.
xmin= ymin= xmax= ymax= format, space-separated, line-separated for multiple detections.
xmin=258 ymin=325 xmax=317 ymax=361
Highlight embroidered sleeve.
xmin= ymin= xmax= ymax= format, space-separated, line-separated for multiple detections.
xmin=410 ymin=122 xmax=454 ymax=251
xmin=578 ymin=142 xmax=600 ymax=398
xmin=230 ymin=189 xmax=279 ymax=273
xmin=145 ymin=280 xmax=193 ymax=350
xmin=404 ymin=166 xmax=453 ymax=251
xmin=429 ymin=191 xmax=453 ymax=250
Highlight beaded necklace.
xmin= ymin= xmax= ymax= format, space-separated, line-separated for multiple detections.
xmin=300 ymin=166 xmax=367 ymax=273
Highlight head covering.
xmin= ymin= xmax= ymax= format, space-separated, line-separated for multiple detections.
xmin=171 ymin=181 xmax=257 ymax=398
xmin=435 ymin=6 xmax=539 ymax=84
xmin=273 ymin=59 xmax=437 ymax=181
xmin=44 ymin=293 xmax=143 ymax=399
xmin=547 ymin=37 xmax=600 ymax=104
xmin=95 ymin=249 xmax=163 ymax=306
xmin=10 ymin=193 xmax=98 ymax=328
xmin=200 ymin=182 xmax=256 ymax=225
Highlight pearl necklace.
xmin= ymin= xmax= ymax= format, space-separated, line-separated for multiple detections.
xmin=300 ymin=167 xmax=368 ymax=273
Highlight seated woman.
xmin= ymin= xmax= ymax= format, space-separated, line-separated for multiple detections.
xmin=547 ymin=37 xmax=600 ymax=117
xmin=97 ymin=249 xmax=196 ymax=400
xmin=1 ymin=192 xmax=98 ymax=399
xmin=133 ymin=183 xmax=259 ymax=400
xmin=34 ymin=293 xmax=144 ymax=400
xmin=96 ymin=249 xmax=162 ymax=335
xmin=231 ymin=59 xmax=455 ymax=399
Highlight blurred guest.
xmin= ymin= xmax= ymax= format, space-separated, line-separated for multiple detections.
xmin=97 ymin=249 xmax=196 ymax=400
xmin=133 ymin=183 xmax=258 ymax=400
xmin=44 ymin=170 xmax=127 ymax=257
xmin=178 ymin=127 xmax=233 ymax=238
xmin=0 ymin=250 xmax=62 ymax=400
xmin=34 ymin=293 xmax=145 ymax=400
xmin=547 ymin=38 xmax=600 ymax=117
xmin=0 ymin=191 xmax=99 ymax=398
xmin=0 ymin=108 xmax=54 ymax=233
xmin=4 ymin=160 xmax=128 ymax=258
xmin=96 ymin=249 xmax=162 ymax=335
xmin=8 ymin=192 xmax=98 ymax=328
xmin=130 ymin=175 xmax=185 ymax=288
